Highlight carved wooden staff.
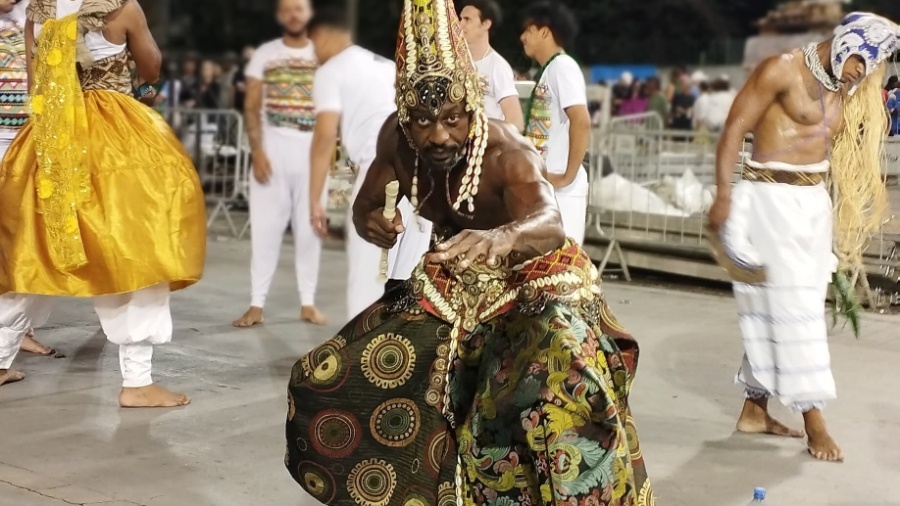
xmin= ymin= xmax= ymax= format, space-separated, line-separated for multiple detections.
xmin=379 ymin=180 xmax=400 ymax=282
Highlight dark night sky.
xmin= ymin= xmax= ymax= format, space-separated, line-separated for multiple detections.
xmin=144 ymin=0 xmax=900 ymax=68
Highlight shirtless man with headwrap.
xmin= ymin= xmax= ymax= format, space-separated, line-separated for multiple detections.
xmin=709 ymin=12 xmax=898 ymax=462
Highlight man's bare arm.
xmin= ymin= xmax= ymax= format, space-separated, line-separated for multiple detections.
xmin=497 ymin=148 xmax=566 ymax=258
xmin=309 ymin=112 xmax=340 ymax=205
xmin=351 ymin=117 xmax=402 ymax=248
xmin=715 ymin=57 xmax=789 ymax=195
xmin=245 ymin=78 xmax=265 ymax=153
xmin=554 ymin=104 xmax=590 ymax=187
xmin=499 ymin=96 xmax=525 ymax=132
xmin=121 ymin=1 xmax=161 ymax=83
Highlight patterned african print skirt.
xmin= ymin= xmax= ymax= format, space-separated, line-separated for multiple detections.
xmin=286 ymin=243 xmax=654 ymax=505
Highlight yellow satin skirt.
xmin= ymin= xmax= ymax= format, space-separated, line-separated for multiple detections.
xmin=0 ymin=91 xmax=206 ymax=297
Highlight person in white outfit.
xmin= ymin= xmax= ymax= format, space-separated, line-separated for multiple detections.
xmin=0 ymin=0 xmax=206 ymax=407
xmin=233 ymin=0 xmax=328 ymax=327
xmin=307 ymin=8 xmax=431 ymax=319
xmin=708 ymin=12 xmax=898 ymax=463
xmin=520 ymin=1 xmax=591 ymax=244
xmin=459 ymin=0 xmax=524 ymax=130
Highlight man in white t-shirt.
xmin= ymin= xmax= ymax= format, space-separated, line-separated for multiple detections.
xmin=520 ymin=1 xmax=591 ymax=244
xmin=306 ymin=8 xmax=431 ymax=319
xmin=233 ymin=0 xmax=328 ymax=328
xmin=459 ymin=0 xmax=524 ymax=131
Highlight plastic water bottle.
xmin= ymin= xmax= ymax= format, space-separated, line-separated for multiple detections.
xmin=747 ymin=487 xmax=766 ymax=504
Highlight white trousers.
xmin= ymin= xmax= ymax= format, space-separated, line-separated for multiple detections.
xmin=0 ymin=284 xmax=172 ymax=388
xmin=250 ymin=129 xmax=324 ymax=308
xmin=557 ymin=193 xmax=587 ymax=245
xmin=345 ymin=159 xmax=433 ymax=319
xmin=391 ymin=200 xmax=433 ymax=281
xmin=725 ymin=161 xmax=837 ymax=412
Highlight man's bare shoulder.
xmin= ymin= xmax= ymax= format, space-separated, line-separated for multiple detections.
xmin=376 ymin=112 xmax=402 ymax=151
xmin=749 ymin=53 xmax=798 ymax=91
xmin=486 ymin=119 xmax=539 ymax=154
xmin=105 ymin=0 xmax=138 ymax=23
xmin=484 ymin=120 xmax=544 ymax=182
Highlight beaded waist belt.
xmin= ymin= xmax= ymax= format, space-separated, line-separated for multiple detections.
xmin=742 ymin=165 xmax=824 ymax=186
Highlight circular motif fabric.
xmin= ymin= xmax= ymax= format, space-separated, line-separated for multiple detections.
xmin=370 ymin=398 xmax=421 ymax=448
xmin=425 ymin=427 xmax=449 ymax=477
xmin=287 ymin=391 xmax=296 ymax=421
xmin=436 ymin=482 xmax=456 ymax=506
xmin=400 ymin=487 xmax=433 ymax=506
xmin=626 ymin=415 xmax=642 ymax=461
xmin=302 ymin=339 xmax=350 ymax=392
xmin=310 ymin=410 xmax=362 ymax=459
xmin=347 ymin=459 xmax=397 ymax=506
xmin=361 ymin=333 xmax=416 ymax=389
xmin=296 ymin=461 xmax=336 ymax=504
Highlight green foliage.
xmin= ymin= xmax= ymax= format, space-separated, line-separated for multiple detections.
xmin=830 ymin=271 xmax=862 ymax=339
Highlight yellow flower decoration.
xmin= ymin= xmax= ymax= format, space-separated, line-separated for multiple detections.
xmin=30 ymin=94 xmax=45 ymax=115
xmin=64 ymin=214 xmax=79 ymax=234
xmin=46 ymin=48 xmax=63 ymax=67
xmin=65 ymin=20 xmax=77 ymax=41
xmin=37 ymin=178 xmax=54 ymax=199
xmin=57 ymin=132 xmax=70 ymax=149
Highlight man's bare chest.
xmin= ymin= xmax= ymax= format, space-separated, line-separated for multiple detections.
xmin=778 ymin=82 xmax=843 ymax=133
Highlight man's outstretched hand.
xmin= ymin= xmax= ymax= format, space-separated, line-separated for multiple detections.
xmin=365 ymin=207 xmax=404 ymax=249
xmin=427 ymin=228 xmax=515 ymax=269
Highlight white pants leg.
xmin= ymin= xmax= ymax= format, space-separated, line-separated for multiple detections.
xmin=0 ymin=138 xmax=12 ymax=161
xmin=0 ymin=294 xmax=55 ymax=369
xmin=249 ymin=130 xmax=307 ymax=308
xmin=345 ymin=213 xmax=386 ymax=319
xmin=390 ymin=198 xmax=433 ymax=281
xmin=284 ymin=136 xmax=322 ymax=307
xmin=93 ymin=283 xmax=172 ymax=388
xmin=556 ymin=193 xmax=587 ymax=245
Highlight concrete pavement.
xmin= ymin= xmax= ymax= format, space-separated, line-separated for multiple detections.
xmin=1 ymin=239 xmax=899 ymax=506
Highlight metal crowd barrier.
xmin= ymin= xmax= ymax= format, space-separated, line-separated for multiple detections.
xmin=158 ymin=107 xmax=250 ymax=238
xmin=587 ymin=124 xmax=900 ymax=308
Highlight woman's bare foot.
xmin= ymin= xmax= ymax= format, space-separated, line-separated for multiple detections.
xmin=0 ymin=369 xmax=25 ymax=387
xmin=119 ymin=384 xmax=191 ymax=408
xmin=736 ymin=398 xmax=805 ymax=438
xmin=804 ymin=409 xmax=844 ymax=462
xmin=20 ymin=332 xmax=56 ymax=356
xmin=233 ymin=306 xmax=264 ymax=328
xmin=301 ymin=306 xmax=328 ymax=326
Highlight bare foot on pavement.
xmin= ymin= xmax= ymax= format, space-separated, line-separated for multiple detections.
xmin=301 ymin=306 xmax=328 ymax=326
xmin=233 ymin=307 xmax=264 ymax=328
xmin=0 ymin=369 xmax=25 ymax=387
xmin=119 ymin=384 xmax=191 ymax=408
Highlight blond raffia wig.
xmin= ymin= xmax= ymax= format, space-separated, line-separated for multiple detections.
xmin=826 ymin=12 xmax=899 ymax=269
xmin=830 ymin=63 xmax=889 ymax=268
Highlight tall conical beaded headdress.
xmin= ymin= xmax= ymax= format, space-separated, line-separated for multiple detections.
xmin=395 ymin=0 xmax=489 ymax=216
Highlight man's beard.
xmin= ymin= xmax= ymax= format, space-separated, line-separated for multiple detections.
xmin=421 ymin=144 xmax=466 ymax=172
xmin=284 ymin=27 xmax=307 ymax=38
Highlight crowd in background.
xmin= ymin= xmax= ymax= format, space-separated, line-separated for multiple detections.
xmin=602 ymin=68 xmax=900 ymax=139
xmin=158 ymin=47 xmax=256 ymax=112
xmin=886 ymin=75 xmax=899 ymax=136
xmin=603 ymin=68 xmax=736 ymax=134
xmin=153 ymin=49 xmax=900 ymax=139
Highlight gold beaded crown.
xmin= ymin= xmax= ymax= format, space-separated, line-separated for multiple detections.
xmin=396 ymin=0 xmax=489 ymax=215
